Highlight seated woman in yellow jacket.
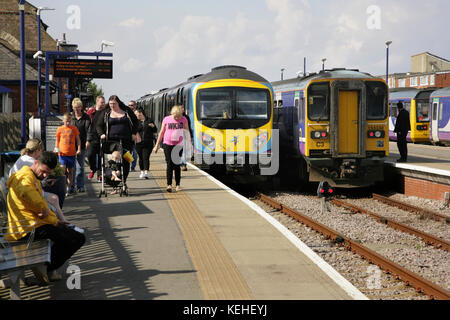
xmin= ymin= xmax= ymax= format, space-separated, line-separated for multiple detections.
xmin=6 ymin=151 xmax=85 ymax=282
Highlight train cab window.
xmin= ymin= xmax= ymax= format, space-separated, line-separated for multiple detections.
xmin=236 ymin=90 xmax=269 ymax=119
xmin=416 ymin=101 xmax=430 ymax=122
xmin=198 ymin=90 xmax=232 ymax=119
xmin=366 ymin=81 xmax=387 ymax=119
xmin=307 ymin=83 xmax=329 ymax=121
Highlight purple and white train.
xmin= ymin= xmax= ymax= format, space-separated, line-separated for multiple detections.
xmin=430 ymin=86 xmax=450 ymax=146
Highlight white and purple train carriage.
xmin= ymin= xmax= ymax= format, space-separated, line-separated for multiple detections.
xmin=430 ymin=86 xmax=450 ymax=146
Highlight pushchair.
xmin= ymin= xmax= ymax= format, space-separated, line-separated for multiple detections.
xmin=98 ymin=139 xmax=129 ymax=198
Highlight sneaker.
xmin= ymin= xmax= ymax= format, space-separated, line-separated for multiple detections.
xmin=176 ymin=185 xmax=182 ymax=192
xmin=139 ymin=172 xmax=145 ymax=179
xmin=396 ymin=158 xmax=407 ymax=163
xmin=166 ymin=185 xmax=172 ymax=193
xmin=144 ymin=173 xmax=149 ymax=179
xmin=47 ymin=270 xmax=62 ymax=282
xmin=88 ymin=171 xmax=94 ymax=180
xmin=181 ymin=165 xmax=187 ymax=171
xmin=77 ymin=187 xmax=85 ymax=193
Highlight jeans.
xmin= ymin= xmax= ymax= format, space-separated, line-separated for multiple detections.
xmin=22 ymin=224 xmax=85 ymax=272
xmin=71 ymin=149 xmax=86 ymax=191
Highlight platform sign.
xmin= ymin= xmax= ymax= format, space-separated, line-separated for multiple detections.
xmin=53 ymin=59 xmax=113 ymax=79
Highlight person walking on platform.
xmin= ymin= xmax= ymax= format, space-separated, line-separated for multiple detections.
xmin=134 ymin=108 xmax=157 ymax=179
xmin=70 ymin=98 xmax=91 ymax=193
xmin=128 ymin=100 xmax=139 ymax=172
xmin=5 ymin=151 xmax=85 ymax=283
xmin=394 ymin=102 xmax=411 ymax=163
xmin=153 ymin=105 xmax=190 ymax=192
xmin=97 ymin=95 xmax=141 ymax=193
xmin=55 ymin=113 xmax=81 ymax=196
xmin=180 ymin=105 xmax=192 ymax=171
xmin=86 ymin=96 xmax=106 ymax=182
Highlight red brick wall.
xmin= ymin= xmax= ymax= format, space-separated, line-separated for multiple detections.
xmin=404 ymin=176 xmax=450 ymax=201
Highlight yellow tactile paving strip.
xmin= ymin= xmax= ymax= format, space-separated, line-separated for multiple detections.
xmin=150 ymin=156 xmax=252 ymax=300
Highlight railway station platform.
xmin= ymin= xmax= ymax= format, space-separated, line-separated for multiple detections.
xmin=0 ymin=153 xmax=365 ymax=301
xmin=385 ymin=143 xmax=450 ymax=201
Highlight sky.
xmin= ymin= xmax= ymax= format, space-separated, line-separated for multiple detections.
xmin=27 ymin=0 xmax=450 ymax=103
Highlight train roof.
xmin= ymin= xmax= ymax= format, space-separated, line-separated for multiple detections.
xmin=192 ymin=65 xmax=269 ymax=83
xmin=388 ymin=89 xmax=420 ymax=100
xmin=430 ymin=86 xmax=450 ymax=98
xmin=271 ymin=68 xmax=377 ymax=91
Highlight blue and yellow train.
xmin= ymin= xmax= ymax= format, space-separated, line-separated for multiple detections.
xmin=137 ymin=65 xmax=274 ymax=177
xmin=271 ymin=68 xmax=389 ymax=187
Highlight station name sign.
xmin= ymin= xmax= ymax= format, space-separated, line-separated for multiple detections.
xmin=53 ymin=59 xmax=113 ymax=79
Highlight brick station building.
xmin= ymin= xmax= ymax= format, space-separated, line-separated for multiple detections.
xmin=0 ymin=0 xmax=67 ymax=114
xmin=385 ymin=52 xmax=450 ymax=90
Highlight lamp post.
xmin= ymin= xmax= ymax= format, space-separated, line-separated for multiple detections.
xmin=100 ymin=40 xmax=115 ymax=52
xmin=19 ymin=0 xmax=26 ymax=147
xmin=322 ymin=58 xmax=326 ymax=71
xmin=37 ymin=7 xmax=55 ymax=117
xmin=385 ymin=41 xmax=392 ymax=85
xmin=280 ymin=68 xmax=285 ymax=81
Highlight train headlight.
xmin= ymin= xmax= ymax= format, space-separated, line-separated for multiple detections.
xmin=367 ymin=130 xmax=385 ymax=138
xmin=253 ymin=132 xmax=268 ymax=150
xmin=201 ymin=133 xmax=216 ymax=151
xmin=311 ymin=131 xmax=328 ymax=139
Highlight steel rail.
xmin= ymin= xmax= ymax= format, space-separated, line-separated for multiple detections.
xmin=331 ymin=198 xmax=449 ymax=251
xmin=257 ymin=193 xmax=450 ymax=300
xmin=372 ymin=193 xmax=449 ymax=223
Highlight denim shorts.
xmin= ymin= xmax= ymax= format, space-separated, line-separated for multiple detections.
xmin=59 ymin=155 xmax=76 ymax=168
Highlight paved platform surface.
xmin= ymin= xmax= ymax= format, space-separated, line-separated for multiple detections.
xmin=1 ymin=153 xmax=365 ymax=300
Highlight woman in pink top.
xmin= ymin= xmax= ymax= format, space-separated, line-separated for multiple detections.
xmin=153 ymin=105 xmax=190 ymax=192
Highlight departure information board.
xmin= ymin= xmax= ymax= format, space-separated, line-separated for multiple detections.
xmin=53 ymin=59 xmax=113 ymax=78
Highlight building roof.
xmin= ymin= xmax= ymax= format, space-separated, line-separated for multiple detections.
xmin=0 ymin=43 xmax=38 ymax=81
xmin=412 ymin=52 xmax=450 ymax=64
xmin=0 ymin=0 xmax=57 ymax=53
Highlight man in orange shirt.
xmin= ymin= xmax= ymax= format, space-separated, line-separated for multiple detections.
xmin=55 ymin=113 xmax=81 ymax=196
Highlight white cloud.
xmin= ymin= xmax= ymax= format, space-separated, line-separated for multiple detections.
xmin=121 ymin=58 xmax=146 ymax=73
xmin=119 ymin=17 xmax=144 ymax=28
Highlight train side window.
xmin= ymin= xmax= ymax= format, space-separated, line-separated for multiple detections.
xmin=439 ymin=102 xmax=443 ymax=121
xmin=278 ymin=100 xmax=283 ymax=107
xmin=299 ymin=97 xmax=304 ymax=122
xmin=307 ymin=83 xmax=329 ymax=121
xmin=432 ymin=103 xmax=438 ymax=120
xmin=366 ymin=81 xmax=387 ymax=120
xmin=294 ymin=99 xmax=299 ymax=108
xmin=404 ymin=102 xmax=411 ymax=113
xmin=390 ymin=103 xmax=398 ymax=118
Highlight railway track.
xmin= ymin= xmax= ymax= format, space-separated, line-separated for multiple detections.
xmin=257 ymin=192 xmax=450 ymax=300
xmin=372 ymin=193 xmax=450 ymax=223
xmin=331 ymin=198 xmax=450 ymax=251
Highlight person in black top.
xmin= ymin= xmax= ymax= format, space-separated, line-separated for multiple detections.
xmin=180 ymin=105 xmax=192 ymax=171
xmin=71 ymin=98 xmax=91 ymax=193
xmin=134 ymin=108 xmax=157 ymax=179
xmin=96 ymin=95 xmax=140 ymax=193
xmin=394 ymin=102 xmax=411 ymax=163
xmin=86 ymin=96 xmax=106 ymax=182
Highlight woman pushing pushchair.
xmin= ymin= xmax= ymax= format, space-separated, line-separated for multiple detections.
xmin=96 ymin=95 xmax=141 ymax=195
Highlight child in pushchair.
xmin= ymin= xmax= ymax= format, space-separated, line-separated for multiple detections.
xmin=105 ymin=151 xmax=122 ymax=194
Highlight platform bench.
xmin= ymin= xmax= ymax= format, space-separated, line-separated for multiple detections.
xmin=0 ymin=239 xmax=51 ymax=300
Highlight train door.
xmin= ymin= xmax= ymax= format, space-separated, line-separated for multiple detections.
xmin=431 ymin=98 xmax=439 ymax=142
xmin=338 ymin=91 xmax=359 ymax=154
